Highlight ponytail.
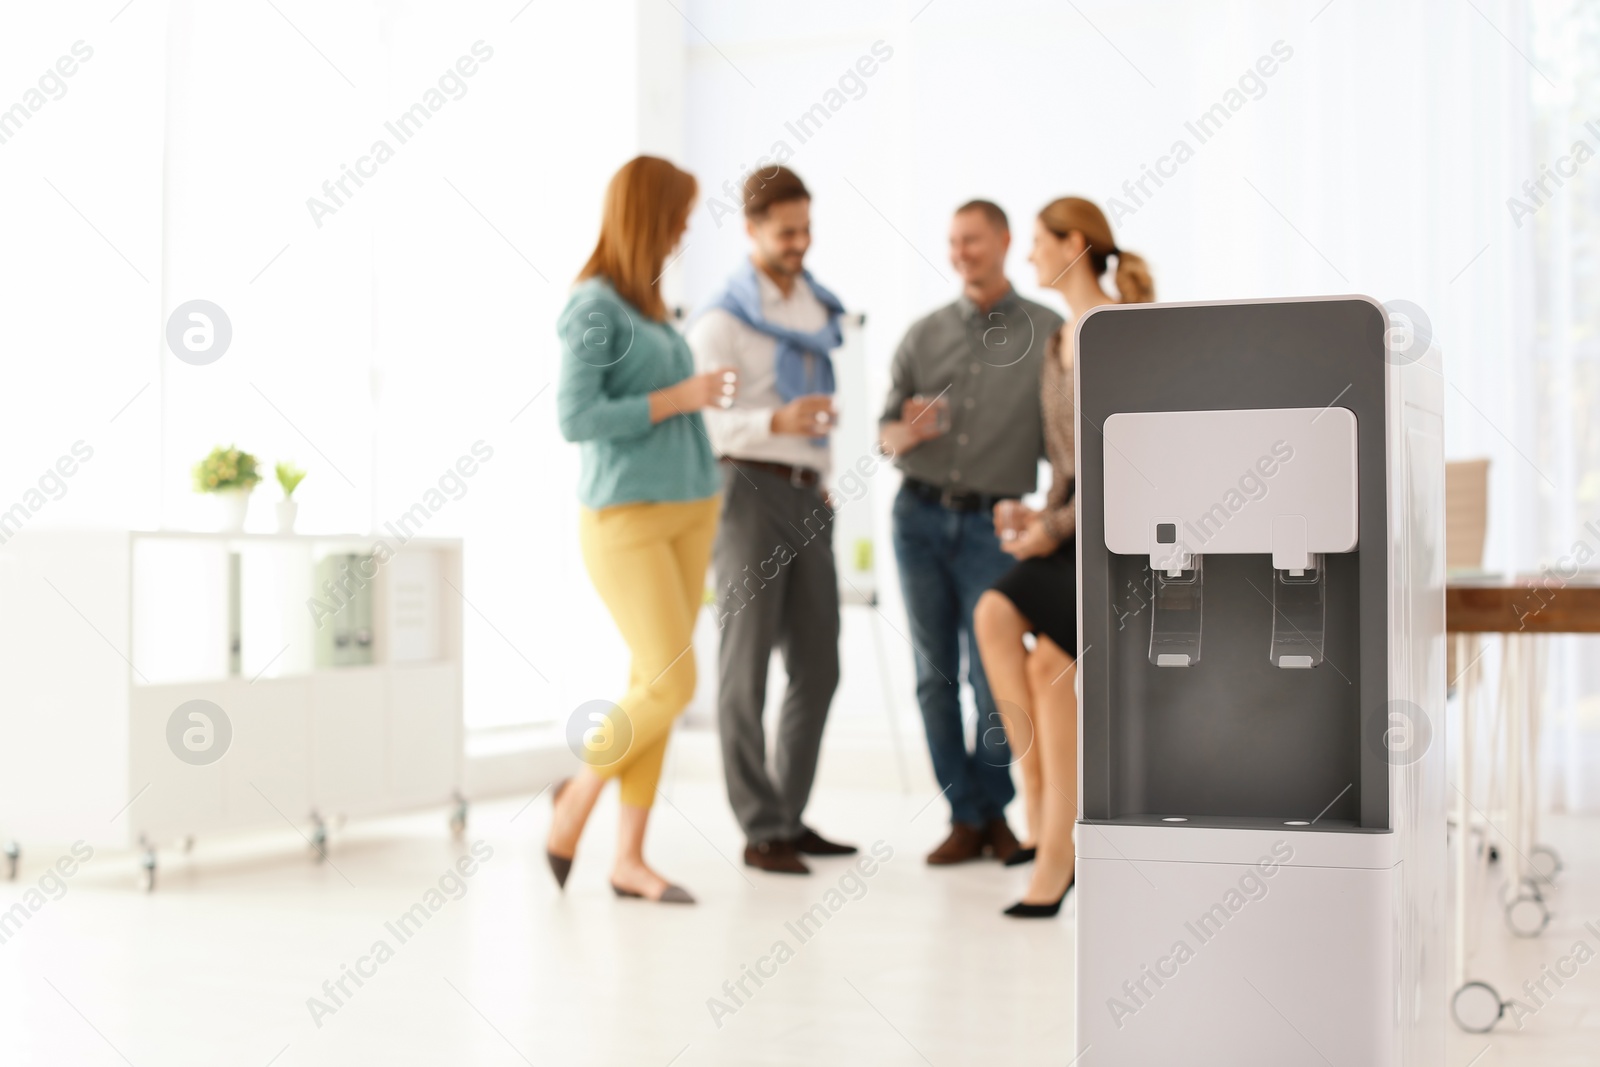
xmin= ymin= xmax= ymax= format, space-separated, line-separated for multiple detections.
xmin=1038 ymin=195 xmax=1155 ymax=304
xmin=1112 ymin=249 xmax=1154 ymax=304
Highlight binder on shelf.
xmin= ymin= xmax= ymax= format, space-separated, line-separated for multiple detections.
xmin=314 ymin=553 xmax=376 ymax=668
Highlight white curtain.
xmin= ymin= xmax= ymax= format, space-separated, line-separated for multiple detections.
xmin=1529 ymin=0 xmax=1600 ymax=811
xmin=678 ymin=0 xmax=1600 ymax=804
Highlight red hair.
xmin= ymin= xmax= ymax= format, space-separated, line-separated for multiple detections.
xmin=577 ymin=156 xmax=697 ymax=321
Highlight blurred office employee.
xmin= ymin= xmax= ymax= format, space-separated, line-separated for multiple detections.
xmin=551 ymin=156 xmax=734 ymax=905
xmin=879 ymin=200 xmax=1063 ymax=865
xmin=976 ymin=195 xmax=1156 ymax=917
xmin=690 ymin=166 xmax=857 ymax=875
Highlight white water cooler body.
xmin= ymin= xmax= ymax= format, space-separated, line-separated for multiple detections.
xmin=1072 ymin=297 xmax=1446 ymax=1065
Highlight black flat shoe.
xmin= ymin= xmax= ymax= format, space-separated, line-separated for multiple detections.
xmin=546 ymin=778 xmax=574 ymax=890
xmin=1003 ymin=846 xmax=1037 ymax=867
xmin=1003 ymin=873 xmax=1073 ymax=918
xmin=611 ymin=881 xmax=695 ymax=905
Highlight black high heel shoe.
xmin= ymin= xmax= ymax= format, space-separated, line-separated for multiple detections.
xmin=1003 ymin=873 xmax=1073 ymax=918
xmin=1003 ymin=846 xmax=1037 ymax=867
xmin=545 ymin=778 xmax=574 ymax=889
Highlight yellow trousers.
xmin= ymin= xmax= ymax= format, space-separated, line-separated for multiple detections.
xmin=578 ymin=495 xmax=719 ymax=808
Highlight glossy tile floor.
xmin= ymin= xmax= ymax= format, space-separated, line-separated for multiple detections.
xmin=1445 ymin=814 xmax=1600 ymax=1067
xmin=0 ymin=756 xmax=1075 ymax=1066
xmin=3 ymin=628 xmax=1598 ymax=1065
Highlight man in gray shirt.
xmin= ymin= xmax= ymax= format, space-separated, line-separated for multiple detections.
xmin=879 ymin=200 xmax=1064 ymax=865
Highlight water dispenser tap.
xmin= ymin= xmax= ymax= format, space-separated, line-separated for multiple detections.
xmin=1270 ymin=554 xmax=1326 ymax=668
xmin=1148 ymin=555 xmax=1203 ymax=667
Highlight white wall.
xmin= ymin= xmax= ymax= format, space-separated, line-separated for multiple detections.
xmin=0 ymin=5 xmax=165 ymax=532
xmin=358 ymin=0 xmax=677 ymax=731
xmin=1 ymin=0 xmax=685 ymax=732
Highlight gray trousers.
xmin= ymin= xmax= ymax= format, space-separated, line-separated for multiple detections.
xmin=712 ymin=462 xmax=841 ymax=845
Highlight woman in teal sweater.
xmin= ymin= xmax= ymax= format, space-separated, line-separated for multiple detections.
xmin=547 ymin=156 xmax=730 ymax=904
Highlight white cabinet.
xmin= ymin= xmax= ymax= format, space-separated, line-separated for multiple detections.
xmin=128 ymin=683 xmax=230 ymax=838
xmin=225 ymin=677 xmax=313 ymax=828
xmin=0 ymin=531 xmax=464 ymax=877
xmin=309 ymin=667 xmax=389 ymax=814
xmin=389 ymin=663 xmax=461 ymax=806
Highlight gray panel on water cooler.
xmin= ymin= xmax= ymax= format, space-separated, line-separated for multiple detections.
xmin=1075 ymin=297 xmax=1392 ymax=829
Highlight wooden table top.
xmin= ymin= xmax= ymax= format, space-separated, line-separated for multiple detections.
xmin=1447 ymin=576 xmax=1600 ymax=633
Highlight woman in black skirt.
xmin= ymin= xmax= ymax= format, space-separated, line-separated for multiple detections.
xmin=974 ymin=196 xmax=1155 ymax=917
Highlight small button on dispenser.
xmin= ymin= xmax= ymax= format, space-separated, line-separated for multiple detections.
xmin=1148 ymin=516 xmax=1191 ymax=576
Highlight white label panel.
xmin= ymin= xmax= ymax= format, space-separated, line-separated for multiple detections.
xmin=1102 ymin=407 xmax=1358 ymax=571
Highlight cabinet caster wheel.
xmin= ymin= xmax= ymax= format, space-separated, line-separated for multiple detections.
xmin=1452 ymin=980 xmax=1504 ymax=1033
xmin=449 ymin=791 xmax=468 ymax=839
xmin=309 ymin=812 xmax=329 ymax=864
xmin=3 ymin=841 xmax=18 ymax=881
xmin=1531 ymin=844 xmax=1563 ymax=884
xmin=1507 ymin=892 xmax=1551 ymax=938
xmin=139 ymin=842 xmax=157 ymax=893
xmin=1502 ymin=875 xmax=1545 ymax=907
xmin=1488 ymin=844 xmax=1500 ymax=863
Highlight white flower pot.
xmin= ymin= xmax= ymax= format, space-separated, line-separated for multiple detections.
xmin=217 ymin=489 xmax=251 ymax=532
xmin=276 ymin=500 xmax=299 ymax=534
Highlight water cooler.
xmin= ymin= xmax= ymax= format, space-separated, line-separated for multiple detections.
xmin=1072 ymin=296 xmax=1446 ymax=1065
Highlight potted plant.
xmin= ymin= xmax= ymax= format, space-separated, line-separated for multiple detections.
xmin=275 ymin=461 xmax=307 ymax=533
xmin=193 ymin=445 xmax=262 ymax=532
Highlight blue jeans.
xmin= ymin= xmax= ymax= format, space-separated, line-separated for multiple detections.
xmin=891 ymin=484 xmax=1017 ymax=826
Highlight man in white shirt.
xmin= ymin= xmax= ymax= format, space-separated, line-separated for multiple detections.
xmin=690 ymin=166 xmax=856 ymax=874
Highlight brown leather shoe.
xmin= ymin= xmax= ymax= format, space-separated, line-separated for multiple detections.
xmin=926 ymin=822 xmax=986 ymax=865
xmin=984 ymin=818 xmax=1021 ymax=863
xmin=744 ymin=840 xmax=810 ymax=874
xmin=794 ymin=828 xmax=858 ymax=856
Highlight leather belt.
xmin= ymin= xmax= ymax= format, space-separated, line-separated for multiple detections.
xmin=722 ymin=457 xmax=822 ymax=489
xmin=902 ymin=475 xmax=1015 ymax=514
